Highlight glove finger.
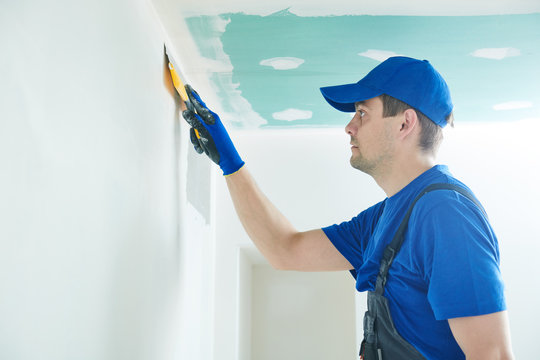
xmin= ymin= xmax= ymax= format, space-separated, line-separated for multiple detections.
xmin=183 ymin=112 xmax=219 ymax=164
xmin=185 ymin=84 xmax=207 ymax=108
xmin=194 ymin=144 xmax=204 ymax=154
xmin=182 ymin=109 xmax=199 ymax=127
xmin=190 ymin=128 xmax=204 ymax=154
xmin=195 ymin=126 xmax=220 ymax=165
xmin=181 ymin=104 xmax=220 ymax=164
xmin=192 ymin=129 xmax=211 ymax=157
xmin=189 ymin=127 xmax=198 ymax=145
xmin=185 ymin=85 xmax=216 ymax=125
xmin=198 ymin=139 xmax=210 ymax=156
xmin=183 ymin=108 xmax=216 ymax=131
xmin=195 ymin=137 xmax=206 ymax=155
xmin=185 ymin=98 xmax=195 ymax=113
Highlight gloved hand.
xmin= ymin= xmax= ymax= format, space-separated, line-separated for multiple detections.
xmin=181 ymin=84 xmax=245 ymax=176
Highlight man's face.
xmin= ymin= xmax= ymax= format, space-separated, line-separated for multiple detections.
xmin=345 ymin=96 xmax=395 ymax=176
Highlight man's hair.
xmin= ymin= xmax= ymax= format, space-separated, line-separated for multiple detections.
xmin=379 ymin=94 xmax=454 ymax=155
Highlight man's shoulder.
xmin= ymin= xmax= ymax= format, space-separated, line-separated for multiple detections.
xmin=414 ymin=182 xmax=483 ymax=216
xmin=407 ymin=182 xmax=493 ymax=243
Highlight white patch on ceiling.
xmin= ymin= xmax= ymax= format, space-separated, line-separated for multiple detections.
xmin=259 ymin=57 xmax=305 ymax=70
xmin=213 ymin=15 xmax=231 ymax=32
xmin=272 ymin=108 xmax=313 ymax=121
xmin=471 ymin=47 xmax=521 ymax=60
xmin=358 ymin=49 xmax=403 ymax=62
xmin=493 ymin=101 xmax=533 ymax=110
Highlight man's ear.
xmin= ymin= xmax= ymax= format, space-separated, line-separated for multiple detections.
xmin=398 ymin=109 xmax=418 ymax=140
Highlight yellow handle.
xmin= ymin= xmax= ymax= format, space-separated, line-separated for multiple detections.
xmin=167 ymin=62 xmax=189 ymax=102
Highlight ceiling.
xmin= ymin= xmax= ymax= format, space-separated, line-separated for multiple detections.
xmin=153 ymin=1 xmax=540 ymax=129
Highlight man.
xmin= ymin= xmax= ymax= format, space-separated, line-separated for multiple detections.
xmin=182 ymin=56 xmax=514 ymax=359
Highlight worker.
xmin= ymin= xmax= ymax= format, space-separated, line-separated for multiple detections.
xmin=181 ymin=56 xmax=514 ymax=359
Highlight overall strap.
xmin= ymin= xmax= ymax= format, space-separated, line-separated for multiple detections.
xmin=374 ymin=183 xmax=487 ymax=295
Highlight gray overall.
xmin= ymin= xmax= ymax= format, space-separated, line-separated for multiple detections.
xmin=359 ymin=183 xmax=486 ymax=360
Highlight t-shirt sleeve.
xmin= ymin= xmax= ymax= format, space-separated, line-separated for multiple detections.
xmin=322 ymin=201 xmax=385 ymax=271
xmin=412 ymin=191 xmax=506 ymax=320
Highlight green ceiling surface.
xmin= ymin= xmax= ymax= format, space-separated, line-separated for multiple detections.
xmin=186 ymin=10 xmax=540 ymax=128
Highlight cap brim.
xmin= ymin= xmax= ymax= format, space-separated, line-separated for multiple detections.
xmin=320 ymin=83 xmax=382 ymax=112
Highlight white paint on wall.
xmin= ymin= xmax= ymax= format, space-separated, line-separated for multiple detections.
xmin=471 ymin=47 xmax=521 ymax=60
xmin=260 ymin=57 xmax=305 ymax=70
xmin=493 ymin=101 xmax=533 ymax=110
xmin=272 ymin=108 xmax=313 ymax=121
xmin=177 ymin=200 xmax=215 ymax=360
xmin=358 ymin=49 xmax=403 ymax=62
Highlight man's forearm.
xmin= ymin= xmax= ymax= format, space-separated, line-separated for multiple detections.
xmin=225 ymin=166 xmax=296 ymax=268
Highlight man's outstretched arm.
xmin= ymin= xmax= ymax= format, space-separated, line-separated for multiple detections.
xmin=225 ymin=166 xmax=353 ymax=271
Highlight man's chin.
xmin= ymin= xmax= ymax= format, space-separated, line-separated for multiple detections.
xmin=350 ymin=158 xmax=373 ymax=175
xmin=350 ymin=158 xmax=362 ymax=171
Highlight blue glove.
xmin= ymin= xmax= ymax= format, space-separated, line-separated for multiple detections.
xmin=182 ymin=85 xmax=245 ymax=176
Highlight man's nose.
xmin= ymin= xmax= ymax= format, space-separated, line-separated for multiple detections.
xmin=345 ymin=115 xmax=357 ymax=135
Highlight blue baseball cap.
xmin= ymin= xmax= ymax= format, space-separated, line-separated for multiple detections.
xmin=320 ymin=56 xmax=453 ymax=127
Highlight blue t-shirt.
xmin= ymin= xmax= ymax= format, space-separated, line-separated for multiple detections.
xmin=322 ymin=165 xmax=506 ymax=360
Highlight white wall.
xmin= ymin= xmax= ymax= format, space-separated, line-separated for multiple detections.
xmin=0 ymin=1 xmax=213 ymax=359
xmin=251 ymin=265 xmax=356 ymax=360
xmin=216 ymin=122 xmax=540 ymax=359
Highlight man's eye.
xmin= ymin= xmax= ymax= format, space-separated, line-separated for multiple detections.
xmin=358 ymin=110 xmax=366 ymax=117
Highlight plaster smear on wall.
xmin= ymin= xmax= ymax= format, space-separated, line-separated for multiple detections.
xmin=186 ymin=11 xmax=540 ymax=128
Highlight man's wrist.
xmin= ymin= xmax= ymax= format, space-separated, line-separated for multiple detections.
xmin=223 ymin=161 xmax=245 ymax=177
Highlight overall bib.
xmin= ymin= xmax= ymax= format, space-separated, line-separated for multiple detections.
xmin=359 ymin=183 xmax=486 ymax=360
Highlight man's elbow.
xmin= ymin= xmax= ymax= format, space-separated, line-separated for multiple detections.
xmin=491 ymin=348 xmax=514 ymax=360
xmin=268 ymin=251 xmax=295 ymax=271
xmin=267 ymin=256 xmax=287 ymax=271
xmin=270 ymin=261 xmax=289 ymax=271
xmin=261 ymin=237 xmax=296 ymax=271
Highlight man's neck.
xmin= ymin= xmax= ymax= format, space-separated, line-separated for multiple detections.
xmin=374 ymin=156 xmax=436 ymax=198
